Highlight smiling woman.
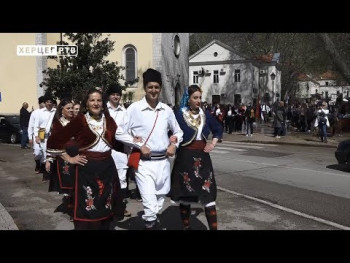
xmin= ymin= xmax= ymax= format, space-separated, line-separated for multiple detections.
xmin=46 ymin=88 xmax=125 ymax=230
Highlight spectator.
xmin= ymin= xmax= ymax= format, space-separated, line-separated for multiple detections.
xmin=20 ymin=102 xmax=31 ymax=149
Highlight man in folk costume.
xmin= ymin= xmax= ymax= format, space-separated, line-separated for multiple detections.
xmin=116 ymin=68 xmax=183 ymax=230
xmin=33 ymin=94 xmax=56 ymax=182
xmin=46 ymin=89 xmax=124 ymax=230
xmin=28 ymin=96 xmax=45 ymax=174
xmin=106 ymin=83 xmax=132 ymax=218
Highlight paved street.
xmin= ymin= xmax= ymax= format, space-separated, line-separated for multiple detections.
xmin=1 ymin=124 xmax=349 ymax=230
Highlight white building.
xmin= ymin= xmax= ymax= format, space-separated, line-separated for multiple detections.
xmin=296 ymin=71 xmax=350 ymax=102
xmin=189 ymin=40 xmax=281 ymax=106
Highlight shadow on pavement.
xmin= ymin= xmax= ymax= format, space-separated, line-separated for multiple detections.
xmin=326 ymin=163 xmax=350 ymax=173
xmin=111 ymin=206 xmax=208 ymax=230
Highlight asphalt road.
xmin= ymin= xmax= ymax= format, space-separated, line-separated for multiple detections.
xmin=0 ymin=141 xmax=348 ymax=230
xmin=211 ymin=140 xmax=350 ymax=228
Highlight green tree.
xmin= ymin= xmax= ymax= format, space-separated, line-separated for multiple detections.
xmin=40 ymin=33 xmax=125 ymax=101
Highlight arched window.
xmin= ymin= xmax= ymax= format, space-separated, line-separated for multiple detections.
xmin=123 ymin=45 xmax=137 ymax=83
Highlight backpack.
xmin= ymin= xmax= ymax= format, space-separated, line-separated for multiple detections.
xmin=318 ymin=113 xmax=327 ymax=125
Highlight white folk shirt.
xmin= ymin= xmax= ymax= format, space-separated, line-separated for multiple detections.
xmin=85 ymin=113 xmax=111 ymax=153
xmin=34 ymin=107 xmax=56 ymax=137
xmin=33 ymin=107 xmax=55 ymax=163
xmin=107 ymin=101 xmax=129 ymax=168
xmin=28 ymin=108 xmax=41 ymax=140
xmin=107 ymin=101 xmax=128 ymax=132
xmin=115 ymin=97 xmax=183 ymax=153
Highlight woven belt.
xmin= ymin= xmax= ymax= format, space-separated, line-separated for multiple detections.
xmin=141 ymin=153 xmax=167 ymax=161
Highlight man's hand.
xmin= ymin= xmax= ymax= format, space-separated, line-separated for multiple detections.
xmin=35 ymin=136 xmax=40 ymax=144
xmin=133 ymin=136 xmax=143 ymax=143
xmin=140 ymin=145 xmax=151 ymax=159
xmin=166 ymin=144 xmax=176 ymax=157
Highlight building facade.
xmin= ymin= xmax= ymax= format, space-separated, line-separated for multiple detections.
xmin=189 ymin=40 xmax=281 ymax=106
xmin=0 ymin=33 xmax=189 ymax=114
xmin=296 ymin=71 xmax=350 ymax=103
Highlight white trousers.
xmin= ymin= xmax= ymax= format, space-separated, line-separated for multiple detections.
xmin=135 ymin=158 xmax=170 ymax=222
xmin=33 ymin=138 xmax=47 ymax=163
xmin=111 ymin=149 xmax=128 ymax=189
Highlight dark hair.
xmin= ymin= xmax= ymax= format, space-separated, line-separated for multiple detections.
xmin=188 ymin=85 xmax=202 ymax=97
xmin=38 ymin=96 xmax=45 ymax=104
xmin=54 ymin=98 xmax=73 ymax=120
xmin=73 ymin=99 xmax=81 ymax=106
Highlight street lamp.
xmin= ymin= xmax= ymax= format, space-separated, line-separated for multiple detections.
xmin=270 ymin=72 xmax=276 ymax=104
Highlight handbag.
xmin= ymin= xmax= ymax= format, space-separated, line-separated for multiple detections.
xmin=127 ymin=111 xmax=159 ymax=170
xmin=127 ymin=149 xmax=141 ymax=170
xmin=38 ymin=111 xmax=54 ymax=141
xmin=38 ymin=128 xmax=46 ymax=141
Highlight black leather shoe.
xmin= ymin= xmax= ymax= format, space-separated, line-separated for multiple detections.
xmin=144 ymin=220 xmax=157 ymax=230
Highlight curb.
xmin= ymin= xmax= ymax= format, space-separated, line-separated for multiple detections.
xmin=0 ymin=203 xmax=18 ymax=230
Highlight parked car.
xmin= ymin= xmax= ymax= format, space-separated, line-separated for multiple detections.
xmin=335 ymin=139 xmax=350 ymax=164
xmin=0 ymin=114 xmax=22 ymax=144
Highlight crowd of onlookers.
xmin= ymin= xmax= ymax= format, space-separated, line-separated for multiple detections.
xmin=199 ymin=96 xmax=350 ymax=142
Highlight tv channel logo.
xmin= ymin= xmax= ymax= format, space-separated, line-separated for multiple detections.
xmin=17 ymin=45 xmax=78 ymax=56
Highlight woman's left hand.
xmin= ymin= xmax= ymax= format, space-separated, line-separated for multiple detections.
xmin=169 ymin=135 xmax=177 ymax=144
xmin=204 ymin=143 xmax=215 ymax=153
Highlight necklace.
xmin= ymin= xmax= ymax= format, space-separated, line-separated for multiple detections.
xmin=187 ymin=110 xmax=201 ymax=128
xmin=189 ymin=107 xmax=199 ymax=114
xmin=86 ymin=113 xmax=104 ymax=133
xmin=89 ymin=112 xmax=103 ymax=121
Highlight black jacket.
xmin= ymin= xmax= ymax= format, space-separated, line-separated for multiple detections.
xmin=20 ymin=107 xmax=31 ymax=127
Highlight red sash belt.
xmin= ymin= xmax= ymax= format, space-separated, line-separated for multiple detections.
xmin=183 ymin=140 xmax=206 ymax=150
xmin=81 ymin=150 xmax=111 ymax=160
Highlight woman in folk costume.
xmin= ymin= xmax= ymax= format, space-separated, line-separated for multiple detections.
xmin=46 ymin=88 xmax=124 ymax=230
xmin=170 ymin=85 xmax=223 ymax=230
xmin=46 ymin=98 xmax=75 ymax=216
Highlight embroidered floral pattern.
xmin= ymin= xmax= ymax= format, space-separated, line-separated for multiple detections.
xmin=193 ymin=157 xmax=202 ymax=179
xmin=181 ymin=172 xmax=194 ymax=192
xmin=62 ymin=161 xmax=70 ymax=175
xmin=96 ymin=178 xmax=104 ymax=197
xmin=202 ymin=171 xmax=213 ymax=193
xmin=83 ymin=186 xmax=96 ymax=211
xmin=105 ymin=193 xmax=112 ymax=209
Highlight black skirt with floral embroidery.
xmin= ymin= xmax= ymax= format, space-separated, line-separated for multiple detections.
xmin=170 ymin=148 xmax=217 ymax=205
xmin=73 ymin=156 xmax=123 ymax=221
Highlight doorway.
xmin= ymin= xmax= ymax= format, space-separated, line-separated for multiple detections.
xmin=212 ymin=95 xmax=220 ymax=105
xmin=234 ymin=94 xmax=241 ymax=106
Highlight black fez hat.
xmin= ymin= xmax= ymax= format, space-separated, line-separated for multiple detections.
xmin=43 ymin=94 xmax=54 ymax=102
xmin=143 ymin=68 xmax=162 ymax=87
xmin=38 ymin=96 xmax=45 ymax=104
xmin=106 ymin=83 xmax=122 ymax=96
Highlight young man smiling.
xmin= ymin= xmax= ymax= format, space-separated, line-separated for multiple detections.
xmin=116 ymin=68 xmax=183 ymax=229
